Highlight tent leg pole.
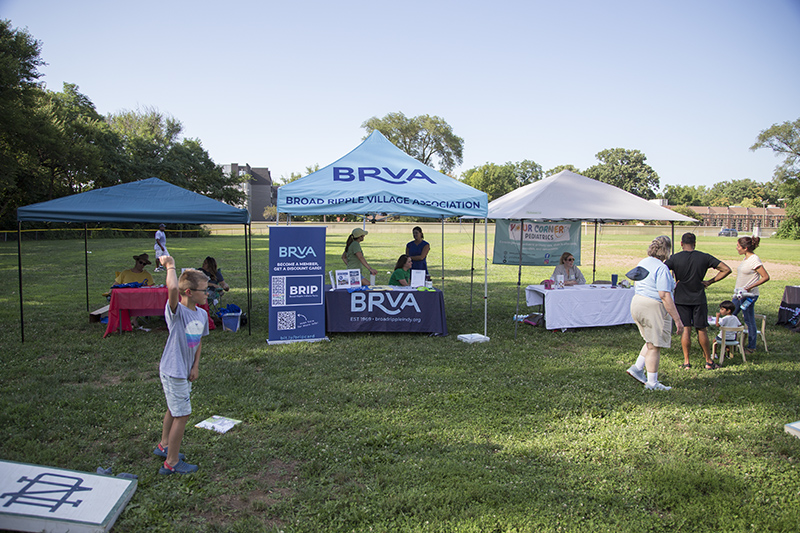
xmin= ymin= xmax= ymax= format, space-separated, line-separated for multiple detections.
xmin=441 ymin=217 xmax=445 ymax=290
xmin=84 ymin=223 xmax=90 ymax=312
xmin=245 ymin=223 xmax=252 ymax=335
xmin=670 ymin=222 xmax=675 ymax=254
xmin=592 ymin=220 xmax=598 ymax=283
xmin=484 ymin=218 xmax=488 ymax=338
xmin=469 ymin=220 xmax=476 ymax=312
xmin=514 ymin=219 xmax=524 ymax=340
xmin=18 ymin=222 xmax=24 ymax=343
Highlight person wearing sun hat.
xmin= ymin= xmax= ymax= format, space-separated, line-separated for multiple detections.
xmin=342 ymin=227 xmax=378 ymax=285
xmin=115 ymin=253 xmax=155 ymax=286
xmin=113 ymin=253 xmax=156 ymax=331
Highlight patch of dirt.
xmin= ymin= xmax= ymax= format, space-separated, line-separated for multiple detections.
xmin=100 ymin=373 xmax=123 ymax=386
xmin=197 ymin=458 xmax=299 ymax=530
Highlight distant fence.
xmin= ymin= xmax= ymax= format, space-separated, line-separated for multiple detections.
xmin=3 ymin=222 xmax=767 ymax=241
xmin=206 ymin=221 xmax=759 ymax=238
xmin=1 ymin=227 xmax=205 ymax=241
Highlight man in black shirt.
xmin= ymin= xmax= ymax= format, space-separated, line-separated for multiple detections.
xmin=665 ymin=233 xmax=731 ymax=370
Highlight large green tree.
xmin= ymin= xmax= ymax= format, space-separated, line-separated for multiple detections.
xmin=751 ymin=118 xmax=800 ymax=200
xmin=662 ymin=184 xmax=708 ymax=206
xmin=461 ymin=160 xmax=542 ymax=201
xmin=777 ymin=196 xmax=800 ymax=239
xmin=583 ymin=148 xmax=660 ymax=199
xmin=0 ymin=20 xmax=46 ymax=224
xmin=0 ymin=20 xmax=248 ymax=228
xmin=705 ymin=178 xmax=774 ymax=207
xmin=35 ymin=83 xmax=126 ymax=196
xmin=361 ymin=112 xmax=463 ymax=174
xmin=107 ymin=107 xmax=247 ymax=205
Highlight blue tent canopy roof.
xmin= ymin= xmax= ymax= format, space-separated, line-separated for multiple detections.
xmin=17 ymin=178 xmax=250 ymax=224
xmin=277 ymin=131 xmax=488 ymax=218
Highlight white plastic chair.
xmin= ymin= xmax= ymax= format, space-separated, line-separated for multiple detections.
xmin=712 ymin=325 xmax=746 ymax=364
xmin=744 ymin=313 xmax=769 ymax=353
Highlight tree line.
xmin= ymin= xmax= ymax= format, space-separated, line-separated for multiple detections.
xmin=4 ymin=20 xmax=798 ymax=237
xmin=362 ymin=113 xmax=800 ymax=237
xmin=0 ymin=20 xmax=247 ymax=230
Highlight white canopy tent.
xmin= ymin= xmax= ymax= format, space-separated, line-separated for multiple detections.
xmin=472 ymin=170 xmax=696 ymax=334
xmin=488 ymin=170 xmax=695 ymax=222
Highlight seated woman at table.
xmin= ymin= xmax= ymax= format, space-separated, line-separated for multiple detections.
xmin=113 ymin=253 xmax=155 ymax=331
xmin=550 ymin=252 xmax=586 ymax=286
xmin=115 ymin=253 xmax=155 ymax=286
xmin=389 ymin=254 xmax=412 ymax=286
xmin=198 ymin=256 xmax=230 ymax=292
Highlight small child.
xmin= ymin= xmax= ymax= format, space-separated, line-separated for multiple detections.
xmin=154 ymin=255 xmax=209 ymax=475
xmin=153 ymin=224 xmax=168 ymax=272
xmin=715 ymin=300 xmax=742 ymax=342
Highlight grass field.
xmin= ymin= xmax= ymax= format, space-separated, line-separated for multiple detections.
xmin=1 ymin=228 xmax=800 ymax=532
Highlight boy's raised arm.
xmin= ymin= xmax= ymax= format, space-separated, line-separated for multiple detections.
xmin=161 ymin=256 xmax=179 ymax=313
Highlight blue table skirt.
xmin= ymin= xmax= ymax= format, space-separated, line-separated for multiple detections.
xmin=325 ymin=287 xmax=448 ymax=335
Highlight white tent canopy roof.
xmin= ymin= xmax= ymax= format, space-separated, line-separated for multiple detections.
xmin=487 ymin=170 xmax=695 ymax=222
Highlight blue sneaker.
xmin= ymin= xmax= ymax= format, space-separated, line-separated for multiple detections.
xmin=159 ymin=459 xmax=199 ymax=475
xmin=153 ymin=444 xmax=185 ymax=460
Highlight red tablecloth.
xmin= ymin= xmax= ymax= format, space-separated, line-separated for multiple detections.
xmin=104 ymin=287 xmax=215 ymax=337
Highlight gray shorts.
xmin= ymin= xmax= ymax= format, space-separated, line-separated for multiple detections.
xmin=161 ymin=372 xmax=192 ymax=417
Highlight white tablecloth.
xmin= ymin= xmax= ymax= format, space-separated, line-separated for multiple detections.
xmin=525 ymin=284 xmax=635 ymax=330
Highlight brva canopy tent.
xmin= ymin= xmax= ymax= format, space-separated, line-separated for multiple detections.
xmin=277 ymin=131 xmax=491 ymax=339
xmin=277 ymin=131 xmax=487 ymax=219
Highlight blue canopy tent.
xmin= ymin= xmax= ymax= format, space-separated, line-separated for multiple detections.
xmin=277 ymin=131 xmax=491 ymax=338
xmin=16 ymin=178 xmax=252 ymax=341
xmin=277 ymin=131 xmax=487 ymax=219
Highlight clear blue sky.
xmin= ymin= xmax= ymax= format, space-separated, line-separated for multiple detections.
xmin=3 ymin=0 xmax=799 ymax=189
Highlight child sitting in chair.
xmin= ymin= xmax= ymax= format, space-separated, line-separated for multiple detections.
xmin=715 ymin=300 xmax=742 ymax=342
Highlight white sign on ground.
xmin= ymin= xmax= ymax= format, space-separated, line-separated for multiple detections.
xmin=0 ymin=460 xmax=137 ymax=533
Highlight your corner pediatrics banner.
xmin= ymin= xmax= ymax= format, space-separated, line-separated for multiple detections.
xmin=268 ymin=226 xmax=327 ymax=344
xmin=492 ymin=219 xmax=582 ymax=266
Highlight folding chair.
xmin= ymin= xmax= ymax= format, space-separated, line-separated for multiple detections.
xmin=744 ymin=313 xmax=769 ymax=353
xmin=712 ymin=325 xmax=746 ymax=364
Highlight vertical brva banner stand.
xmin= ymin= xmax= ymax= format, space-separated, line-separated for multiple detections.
xmin=267 ymin=226 xmax=328 ymax=345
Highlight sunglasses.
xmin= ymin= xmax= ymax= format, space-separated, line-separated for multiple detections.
xmin=566 ymin=258 xmax=575 ymax=262
xmin=137 ymin=260 xmax=146 ymax=265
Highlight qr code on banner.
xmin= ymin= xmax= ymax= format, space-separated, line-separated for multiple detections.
xmin=277 ymin=311 xmax=295 ymax=330
xmin=271 ymin=276 xmax=286 ymax=306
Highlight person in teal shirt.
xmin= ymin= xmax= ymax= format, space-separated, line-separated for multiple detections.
xmin=388 ymin=254 xmax=412 ymax=286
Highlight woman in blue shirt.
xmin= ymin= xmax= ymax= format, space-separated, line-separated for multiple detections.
xmin=405 ymin=226 xmax=430 ymax=274
xmin=625 ymin=236 xmax=684 ymax=391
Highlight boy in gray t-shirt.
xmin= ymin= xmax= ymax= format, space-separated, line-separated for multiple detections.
xmin=153 ymin=255 xmax=209 ymax=475
xmin=715 ymin=300 xmax=742 ymax=342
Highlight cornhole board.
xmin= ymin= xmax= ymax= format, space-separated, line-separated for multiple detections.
xmin=786 ymin=421 xmax=800 ymax=440
xmin=0 ymin=459 xmax=137 ymax=533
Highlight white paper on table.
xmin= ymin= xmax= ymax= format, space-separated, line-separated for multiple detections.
xmin=410 ymin=269 xmax=426 ymax=288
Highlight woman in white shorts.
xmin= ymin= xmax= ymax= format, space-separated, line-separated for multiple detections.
xmin=625 ymin=236 xmax=684 ymax=391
